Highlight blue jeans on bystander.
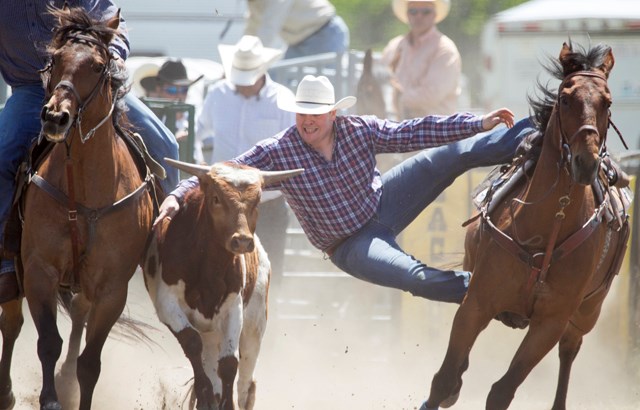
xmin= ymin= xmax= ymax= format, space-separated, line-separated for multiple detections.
xmin=284 ymin=15 xmax=350 ymax=59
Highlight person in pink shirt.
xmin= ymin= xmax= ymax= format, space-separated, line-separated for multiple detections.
xmin=382 ymin=0 xmax=461 ymax=119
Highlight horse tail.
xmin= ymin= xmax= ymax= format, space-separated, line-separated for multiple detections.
xmin=56 ymin=289 xmax=159 ymax=347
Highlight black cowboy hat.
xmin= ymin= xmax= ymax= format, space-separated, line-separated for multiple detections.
xmin=140 ymin=60 xmax=204 ymax=91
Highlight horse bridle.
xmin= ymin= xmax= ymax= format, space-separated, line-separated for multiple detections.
xmin=43 ymin=33 xmax=115 ymax=144
xmin=555 ymin=70 xmax=628 ymax=164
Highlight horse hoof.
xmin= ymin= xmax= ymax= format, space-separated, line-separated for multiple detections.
xmin=418 ymin=401 xmax=439 ymax=410
xmin=440 ymin=390 xmax=460 ymax=408
xmin=0 ymin=392 xmax=15 ymax=410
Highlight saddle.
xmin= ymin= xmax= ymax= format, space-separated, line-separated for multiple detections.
xmin=468 ymin=132 xmax=632 ymax=232
xmin=468 ymin=134 xmax=632 ymax=329
xmin=1 ymin=128 xmax=165 ymax=260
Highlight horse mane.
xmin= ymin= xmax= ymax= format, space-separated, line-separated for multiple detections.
xmin=46 ymin=5 xmax=131 ymax=130
xmin=527 ymin=40 xmax=612 ymax=133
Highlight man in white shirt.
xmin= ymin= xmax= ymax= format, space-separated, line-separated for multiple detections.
xmin=196 ymin=35 xmax=295 ymax=285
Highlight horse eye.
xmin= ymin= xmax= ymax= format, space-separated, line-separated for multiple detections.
xmin=92 ymin=63 xmax=104 ymax=73
xmin=559 ymin=95 xmax=569 ymax=107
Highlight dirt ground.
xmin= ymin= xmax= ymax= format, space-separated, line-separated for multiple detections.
xmin=6 ymin=268 xmax=640 ymax=410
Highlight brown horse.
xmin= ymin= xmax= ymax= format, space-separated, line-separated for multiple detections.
xmin=1 ymin=6 xmax=154 ymax=410
xmin=355 ymin=49 xmax=386 ymax=118
xmin=422 ymin=42 xmax=631 ymax=410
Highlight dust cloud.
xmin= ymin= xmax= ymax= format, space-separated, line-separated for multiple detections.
xmin=6 ymin=260 xmax=640 ymax=409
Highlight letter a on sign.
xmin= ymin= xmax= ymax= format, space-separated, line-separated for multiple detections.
xmin=427 ymin=207 xmax=447 ymax=232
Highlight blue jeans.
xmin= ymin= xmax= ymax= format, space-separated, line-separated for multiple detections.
xmin=329 ymin=118 xmax=534 ymax=303
xmin=124 ymin=93 xmax=179 ymax=192
xmin=0 ymin=85 xmax=178 ymax=274
xmin=284 ymin=15 xmax=350 ymax=59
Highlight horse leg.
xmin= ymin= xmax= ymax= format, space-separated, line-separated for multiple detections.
xmin=60 ymin=293 xmax=90 ymax=378
xmin=24 ymin=263 xmax=64 ymax=410
xmin=0 ymin=299 xmax=24 ymax=410
xmin=54 ymin=293 xmax=90 ymax=409
xmin=76 ymin=285 xmax=127 ymax=410
xmin=486 ymin=318 xmax=568 ymax=410
xmin=423 ymin=299 xmax=492 ymax=409
xmin=551 ymin=322 xmax=583 ymax=410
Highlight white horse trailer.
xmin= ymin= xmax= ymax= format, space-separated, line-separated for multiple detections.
xmin=481 ymin=0 xmax=640 ymax=154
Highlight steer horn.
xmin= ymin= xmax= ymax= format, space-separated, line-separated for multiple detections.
xmin=164 ymin=158 xmax=304 ymax=185
xmin=164 ymin=158 xmax=210 ymax=177
xmin=260 ymin=169 xmax=304 ymax=187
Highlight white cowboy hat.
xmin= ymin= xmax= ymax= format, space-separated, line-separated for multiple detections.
xmin=218 ymin=35 xmax=283 ymax=86
xmin=132 ymin=62 xmax=160 ymax=96
xmin=277 ymin=75 xmax=357 ymax=115
xmin=392 ymin=0 xmax=451 ymax=24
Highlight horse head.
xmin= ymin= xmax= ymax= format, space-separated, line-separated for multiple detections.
xmin=554 ymin=42 xmax=614 ymax=185
xmin=40 ymin=5 xmax=123 ymax=143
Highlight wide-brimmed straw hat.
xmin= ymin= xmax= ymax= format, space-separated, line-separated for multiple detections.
xmin=392 ymin=0 xmax=451 ymax=24
xmin=277 ymin=75 xmax=357 ymax=115
xmin=218 ymin=35 xmax=283 ymax=86
xmin=140 ymin=59 xmax=203 ymax=91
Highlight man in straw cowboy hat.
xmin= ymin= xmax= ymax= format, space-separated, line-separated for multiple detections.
xmin=195 ymin=35 xmax=295 ymax=285
xmin=156 ymin=74 xmax=533 ymax=307
xmin=382 ymin=0 xmax=461 ymax=119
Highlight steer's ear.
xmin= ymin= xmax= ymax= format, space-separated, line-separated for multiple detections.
xmin=260 ymin=168 xmax=304 ymax=187
xmin=164 ymin=158 xmax=210 ymax=178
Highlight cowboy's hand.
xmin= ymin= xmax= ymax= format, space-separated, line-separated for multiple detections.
xmin=481 ymin=108 xmax=514 ymax=130
xmin=153 ymin=195 xmax=180 ymax=232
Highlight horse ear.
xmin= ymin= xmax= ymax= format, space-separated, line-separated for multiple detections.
xmin=106 ymin=9 xmax=121 ymax=31
xmin=559 ymin=42 xmax=581 ymax=75
xmin=58 ymin=2 xmax=71 ymax=25
xmin=558 ymin=42 xmax=572 ymax=66
xmin=600 ymin=48 xmax=615 ymax=78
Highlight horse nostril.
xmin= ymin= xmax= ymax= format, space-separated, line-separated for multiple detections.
xmin=59 ymin=111 xmax=70 ymax=126
xmin=40 ymin=106 xmax=49 ymax=122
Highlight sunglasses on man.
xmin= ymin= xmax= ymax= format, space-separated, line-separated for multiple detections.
xmin=408 ymin=8 xmax=434 ymax=16
xmin=163 ymin=85 xmax=190 ymax=95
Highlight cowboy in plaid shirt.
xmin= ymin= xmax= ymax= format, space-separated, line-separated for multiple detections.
xmin=158 ymin=75 xmax=533 ymax=303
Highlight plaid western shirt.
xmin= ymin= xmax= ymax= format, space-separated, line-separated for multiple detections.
xmin=171 ymin=113 xmax=484 ymax=251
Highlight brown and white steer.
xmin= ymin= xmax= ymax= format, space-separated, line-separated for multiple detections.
xmin=143 ymin=159 xmax=302 ymax=410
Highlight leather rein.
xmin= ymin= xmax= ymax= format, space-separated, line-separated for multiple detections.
xmin=34 ymin=33 xmax=150 ymax=290
xmin=481 ymin=70 xmax=617 ymax=317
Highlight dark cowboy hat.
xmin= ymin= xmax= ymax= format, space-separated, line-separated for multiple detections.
xmin=140 ymin=60 xmax=204 ymax=91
